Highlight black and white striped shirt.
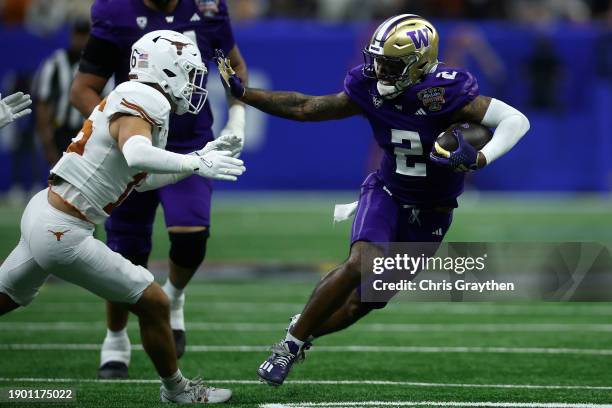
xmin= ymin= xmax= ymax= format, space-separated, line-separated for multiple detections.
xmin=37 ymin=48 xmax=83 ymax=130
xmin=37 ymin=48 xmax=113 ymax=131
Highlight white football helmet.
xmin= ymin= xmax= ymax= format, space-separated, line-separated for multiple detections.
xmin=129 ymin=30 xmax=207 ymax=115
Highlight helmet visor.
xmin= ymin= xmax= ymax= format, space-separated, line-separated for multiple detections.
xmin=362 ymin=49 xmax=417 ymax=85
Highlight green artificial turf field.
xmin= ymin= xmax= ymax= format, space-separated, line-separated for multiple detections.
xmin=1 ymin=192 xmax=612 ymax=263
xmin=1 ymin=192 xmax=612 ymax=407
xmin=1 ymin=282 xmax=612 ymax=407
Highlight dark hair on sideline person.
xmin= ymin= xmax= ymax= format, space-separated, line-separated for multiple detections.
xmin=72 ymin=18 xmax=90 ymax=35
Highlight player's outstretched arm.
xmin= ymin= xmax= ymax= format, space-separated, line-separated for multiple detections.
xmin=216 ymin=50 xmax=361 ymax=121
xmin=136 ymin=134 xmax=245 ymax=191
xmin=217 ymin=46 xmax=248 ymax=157
xmin=451 ymin=95 xmax=530 ymax=168
xmin=110 ymin=115 xmax=245 ymax=187
xmin=243 ymin=90 xmax=361 ymax=122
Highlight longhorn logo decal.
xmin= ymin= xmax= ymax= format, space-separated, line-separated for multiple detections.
xmin=48 ymin=230 xmax=70 ymax=242
xmin=158 ymin=37 xmax=190 ymax=55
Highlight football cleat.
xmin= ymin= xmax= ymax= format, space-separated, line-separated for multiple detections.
xmin=160 ymin=377 xmax=232 ymax=404
xmin=257 ymin=340 xmax=301 ymax=386
xmin=173 ymin=329 xmax=186 ymax=359
xmin=98 ymin=361 xmax=129 ymax=379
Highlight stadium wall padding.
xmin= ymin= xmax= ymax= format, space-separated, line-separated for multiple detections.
xmin=0 ymin=20 xmax=610 ymax=192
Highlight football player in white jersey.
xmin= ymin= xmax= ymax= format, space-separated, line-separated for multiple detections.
xmin=0 ymin=30 xmax=244 ymax=404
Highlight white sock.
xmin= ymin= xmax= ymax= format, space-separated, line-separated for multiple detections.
xmin=162 ymin=279 xmax=184 ymax=299
xmin=161 ymin=369 xmax=188 ymax=393
xmin=100 ymin=328 xmax=131 ymax=366
xmin=285 ymin=332 xmax=305 ymax=349
xmin=162 ymin=279 xmax=185 ymax=331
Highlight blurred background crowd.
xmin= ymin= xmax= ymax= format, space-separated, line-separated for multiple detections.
xmin=0 ymin=0 xmax=611 ymax=202
xmin=1 ymin=0 xmax=611 ymax=25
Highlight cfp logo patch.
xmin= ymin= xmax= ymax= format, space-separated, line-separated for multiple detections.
xmin=136 ymin=16 xmax=147 ymax=29
xmin=407 ymin=28 xmax=430 ymax=49
xmin=417 ymin=86 xmax=445 ymax=111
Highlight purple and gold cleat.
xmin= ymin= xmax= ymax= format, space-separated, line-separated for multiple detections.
xmin=257 ymin=315 xmax=312 ymax=386
xmin=257 ymin=340 xmax=301 ymax=386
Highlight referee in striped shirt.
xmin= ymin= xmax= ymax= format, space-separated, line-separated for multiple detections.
xmin=35 ymin=19 xmax=111 ymax=165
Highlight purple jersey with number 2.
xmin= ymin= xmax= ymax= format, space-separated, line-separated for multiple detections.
xmin=344 ymin=65 xmax=479 ymax=206
xmin=90 ymin=0 xmax=236 ymax=151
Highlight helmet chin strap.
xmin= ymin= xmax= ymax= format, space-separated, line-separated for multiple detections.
xmin=375 ymin=59 xmax=412 ymax=99
xmin=377 ymin=81 xmax=405 ymax=100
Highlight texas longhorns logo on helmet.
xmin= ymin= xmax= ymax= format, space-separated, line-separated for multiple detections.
xmin=157 ymin=37 xmax=191 ymax=55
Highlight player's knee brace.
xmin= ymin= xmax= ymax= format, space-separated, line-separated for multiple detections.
xmin=168 ymin=230 xmax=209 ymax=269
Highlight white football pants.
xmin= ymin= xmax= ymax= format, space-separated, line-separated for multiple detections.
xmin=0 ymin=189 xmax=153 ymax=306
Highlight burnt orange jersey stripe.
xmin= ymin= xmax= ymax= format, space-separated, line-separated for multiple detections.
xmin=103 ymin=172 xmax=148 ymax=215
xmin=97 ymin=97 xmax=108 ymax=112
xmin=66 ymin=119 xmax=94 ymax=156
xmin=120 ymin=99 xmax=160 ymax=127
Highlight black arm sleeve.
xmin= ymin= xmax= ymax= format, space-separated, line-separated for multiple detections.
xmin=78 ymin=34 xmax=120 ymax=79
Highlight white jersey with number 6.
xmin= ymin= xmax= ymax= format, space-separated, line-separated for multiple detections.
xmin=49 ymin=81 xmax=170 ymax=224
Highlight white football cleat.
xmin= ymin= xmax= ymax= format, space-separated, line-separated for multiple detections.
xmin=160 ymin=377 xmax=232 ymax=404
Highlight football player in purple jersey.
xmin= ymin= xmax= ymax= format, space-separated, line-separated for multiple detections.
xmin=70 ymin=0 xmax=248 ymax=379
xmin=217 ymin=14 xmax=530 ymax=385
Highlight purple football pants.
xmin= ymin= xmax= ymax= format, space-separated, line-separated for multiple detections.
xmin=351 ymin=173 xmax=453 ymax=244
xmin=352 ymin=172 xmax=454 ymax=308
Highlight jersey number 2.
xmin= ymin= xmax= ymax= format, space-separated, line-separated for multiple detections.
xmin=392 ymin=130 xmax=426 ymax=177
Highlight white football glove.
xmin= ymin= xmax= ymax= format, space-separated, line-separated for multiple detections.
xmin=218 ymin=127 xmax=244 ymax=158
xmin=185 ymin=150 xmax=245 ymax=181
xmin=197 ymin=134 xmax=243 ymax=157
xmin=0 ymin=92 xmax=32 ymax=129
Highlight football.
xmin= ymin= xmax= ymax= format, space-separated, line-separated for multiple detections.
xmin=433 ymin=122 xmax=493 ymax=158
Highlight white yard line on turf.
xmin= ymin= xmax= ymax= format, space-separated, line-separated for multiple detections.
xmin=0 ymin=378 xmax=610 ymax=391
xmin=24 ymin=302 xmax=612 ymax=316
xmin=2 ymin=343 xmax=612 ymax=356
xmin=3 ymin=322 xmax=612 ymax=332
xmin=259 ymin=402 xmax=612 ymax=408
xmin=27 ymin=300 xmax=612 ymax=317
xmin=26 ymin=301 xmax=305 ymax=313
